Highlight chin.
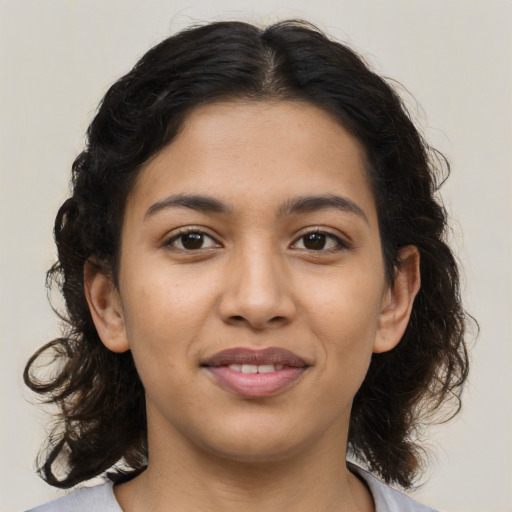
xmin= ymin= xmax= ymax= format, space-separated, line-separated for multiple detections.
xmin=192 ymin=415 xmax=326 ymax=464
xmin=204 ymin=438 xmax=306 ymax=465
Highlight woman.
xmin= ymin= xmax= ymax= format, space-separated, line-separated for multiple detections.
xmin=25 ymin=20 xmax=470 ymax=512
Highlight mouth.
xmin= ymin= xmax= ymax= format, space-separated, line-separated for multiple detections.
xmin=201 ymin=347 xmax=309 ymax=398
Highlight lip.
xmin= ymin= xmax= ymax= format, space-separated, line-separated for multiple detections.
xmin=202 ymin=347 xmax=309 ymax=398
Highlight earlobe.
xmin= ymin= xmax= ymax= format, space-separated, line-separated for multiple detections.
xmin=373 ymin=246 xmax=421 ymax=354
xmin=84 ymin=260 xmax=130 ymax=353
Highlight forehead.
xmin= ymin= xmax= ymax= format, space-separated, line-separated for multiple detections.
xmin=126 ymin=100 xmax=376 ymax=223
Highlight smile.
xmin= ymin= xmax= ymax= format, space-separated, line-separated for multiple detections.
xmin=202 ymin=347 xmax=309 ymax=398
xmin=228 ymin=364 xmax=284 ymax=373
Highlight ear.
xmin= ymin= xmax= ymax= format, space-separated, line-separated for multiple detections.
xmin=373 ymin=245 xmax=421 ymax=354
xmin=84 ymin=259 xmax=130 ymax=353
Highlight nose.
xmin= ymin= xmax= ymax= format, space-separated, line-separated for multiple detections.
xmin=217 ymin=246 xmax=296 ymax=330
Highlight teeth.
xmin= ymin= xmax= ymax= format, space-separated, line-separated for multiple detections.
xmin=228 ymin=364 xmax=284 ymax=373
xmin=257 ymin=364 xmax=276 ymax=373
xmin=241 ymin=364 xmax=258 ymax=374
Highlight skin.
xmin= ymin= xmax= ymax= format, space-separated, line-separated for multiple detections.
xmin=85 ymin=100 xmax=420 ymax=512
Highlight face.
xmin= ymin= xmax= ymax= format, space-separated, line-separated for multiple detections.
xmin=87 ymin=100 xmax=416 ymax=464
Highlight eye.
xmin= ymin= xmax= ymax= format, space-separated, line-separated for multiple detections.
xmin=292 ymin=231 xmax=346 ymax=251
xmin=165 ymin=230 xmax=220 ymax=251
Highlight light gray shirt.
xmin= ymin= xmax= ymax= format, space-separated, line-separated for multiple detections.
xmin=27 ymin=465 xmax=438 ymax=512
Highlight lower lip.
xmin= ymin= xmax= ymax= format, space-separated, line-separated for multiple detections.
xmin=205 ymin=366 xmax=307 ymax=398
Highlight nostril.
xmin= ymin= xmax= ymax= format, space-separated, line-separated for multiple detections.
xmin=227 ymin=314 xmax=289 ymax=329
xmin=270 ymin=316 xmax=287 ymax=324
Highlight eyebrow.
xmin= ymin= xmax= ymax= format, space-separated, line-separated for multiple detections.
xmin=144 ymin=193 xmax=368 ymax=224
xmin=278 ymin=194 xmax=369 ymax=224
xmin=145 ymin=194 xmax=232 ymax=219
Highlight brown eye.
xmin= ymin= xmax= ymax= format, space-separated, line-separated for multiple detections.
xmin=167 ymin=231 xmax=219 ymax=251
xmin=303 ymin=233 xmax=327 ymax=250
xmin=181 ymin=233 xmax=204 ymax=250
xmin=292 ymin=231 xmax=344 ymax=251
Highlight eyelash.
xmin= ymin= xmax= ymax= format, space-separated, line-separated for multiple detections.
xmin=291 ymin=229 xmax=349 ymax=252
xmin=163 ymin=228 xmax=220 ymax=251
xmin=163 ymin=228 xmax=349 ymax=252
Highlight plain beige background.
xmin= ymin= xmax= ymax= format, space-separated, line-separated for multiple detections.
xmin=1 ymin=1 xmax=511 ymax=511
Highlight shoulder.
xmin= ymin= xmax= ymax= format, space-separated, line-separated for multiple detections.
xmin=349 ymin=463 xmax=439 ymax=512
xmin=26 ymin=468 xmax=439 ymax=512
xmin=26 ymin=482 xmax=122 ymax=512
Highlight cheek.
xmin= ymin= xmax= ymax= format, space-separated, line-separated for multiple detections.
xmin=119 ymin=277 xmax=199 ymax=406
xmin=119 ymin=262 xmax=219 ymax=360
xmin=301 ymin=267 xmax=384 ymax=371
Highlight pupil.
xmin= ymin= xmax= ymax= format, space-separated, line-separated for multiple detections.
xmin=182 ymin=233 xmax=203 ymax=249
xmin=304 ymin=233 xmax=326 ymax=250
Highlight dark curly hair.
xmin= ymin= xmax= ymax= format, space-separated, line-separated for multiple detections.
xmin=24 ymin=19 xmax=470 ymax=490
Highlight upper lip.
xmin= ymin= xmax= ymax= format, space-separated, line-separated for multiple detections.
xmin=202 ymin=347 xmax=308 ymax=367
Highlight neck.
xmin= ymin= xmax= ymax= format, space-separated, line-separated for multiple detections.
xmin=114 ymin=420 xmax=374 ymax=512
